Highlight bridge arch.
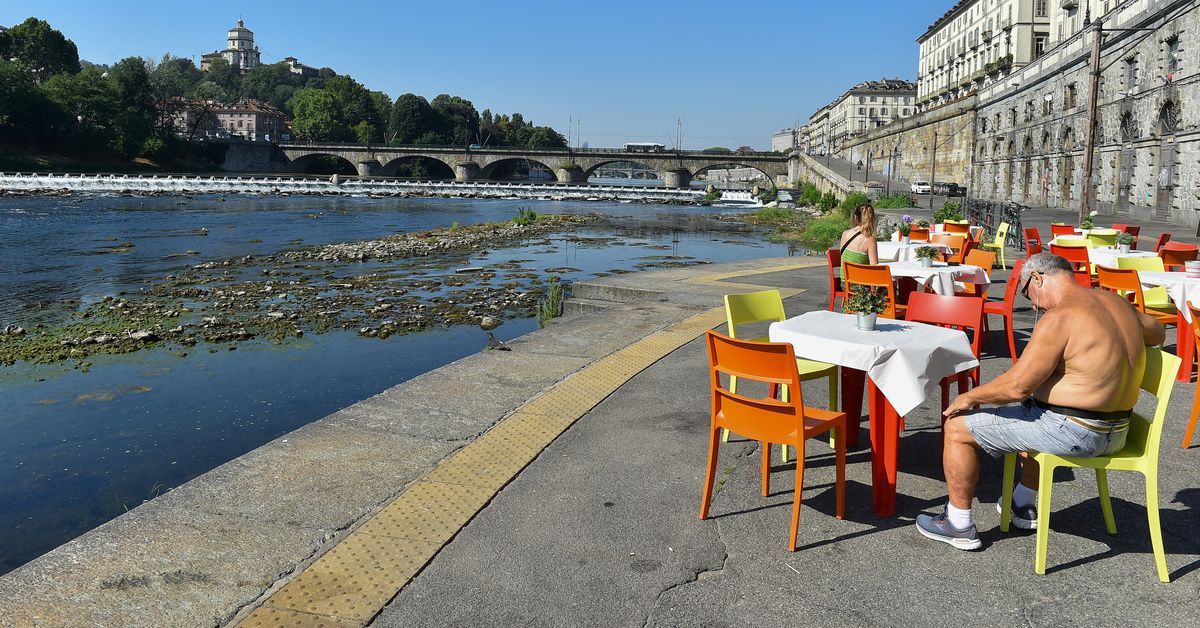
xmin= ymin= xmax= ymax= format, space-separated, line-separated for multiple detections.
xmin=691 ymin=162 xmax=774 ymax=186
xmin=380 ymin=155 xmax=455 ymax=179
xmin=289 ymin=153 xmax=358 ymax=175
xmin=583 ymin=159 xmax=663 ymax=182
xmin=479 ymin=157 xmax=558 ymax=182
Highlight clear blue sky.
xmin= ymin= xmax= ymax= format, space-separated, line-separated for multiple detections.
xmin=2 ymin=1 xmax=947 ymax=150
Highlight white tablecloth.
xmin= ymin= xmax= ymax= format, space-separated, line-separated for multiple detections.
xmin=878 ymin=241 xmax=951 ymax=262
xmin=884 ymin=261 xmax=989 ymax=295
xmin=1088 ymin=247 xmax=1156 ymax=268
xmin=931 ymin=224 xmax=983 ymax=239
xmin=1138 ymin=271 xmax=1200 ymax=322
xmin=769 ymin=311 xmax=979 ymax=416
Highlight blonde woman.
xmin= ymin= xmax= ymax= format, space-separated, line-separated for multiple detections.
xmin=838 ymin=202 xmax=879 ymax=267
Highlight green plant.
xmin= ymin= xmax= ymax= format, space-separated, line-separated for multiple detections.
xmin=757 ymin=186 xmax=778 ymax=203
xmin=798 ymin=212 xmax=850 ymax=249
xmin=839 ymin=192 xmax=869 ymax=213
xmin=1117 ymin=231 xmax=1135 ymax=245
xmin=1081 ymin=210 xmax=1097 ymax=230
xmin=874 ymin=194 xmax=914 ymax=209
xmin=818 ymin=191 xmax=838 ymax=211
xmin=751 ymin=206 xmax=798 ymax=223
xmin=449 ymin=221 xmax=461 ymax=231
xmin=917 ymin=219 xmax=931 ymax=228
xmin=933 ymin=202 xmax=963 ymax=224
xmin=703 ymin=188 xmax=721 ymax=202
xmin=537 ymin=278 xmax=565 ymax=328
xmin=915 ymin=245 xmax=942 ymax=260
xmin=896 ymin=221 xmax=911 ymax=237
xmin=799 ymin=182 xmax=822 ymax=206
xmin=513 ymin=207 xmax=539 ymax=226
xmin=844 ymin=285 xmax=887 ymax=315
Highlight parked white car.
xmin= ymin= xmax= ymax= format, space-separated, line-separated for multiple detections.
xmin=910 ymin=181 xmax=932 ymax=194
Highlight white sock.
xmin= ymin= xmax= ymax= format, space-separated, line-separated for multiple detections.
xmin=1013 ymin=482 xmax=1037 ymax=509
xmin=946 ymin=502 xmax=973 ymax=529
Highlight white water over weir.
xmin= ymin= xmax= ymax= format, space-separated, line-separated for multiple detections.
xmin=0 ymin=172 xmax=706 ymax=202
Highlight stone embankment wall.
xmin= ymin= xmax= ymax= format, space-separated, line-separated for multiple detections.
xmin=836 ymin=97 xmax=978 ymax=191
xmin=788 ymin=153 xmax=867 ymax=197
xmin=973 ymin=0 xmax=1198 ymax=227
xmin=220 ymin=140 xmax=290 ymax=173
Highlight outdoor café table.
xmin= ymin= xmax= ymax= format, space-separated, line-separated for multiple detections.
xmin=1088 ymin=247 xmax=1156 ymax=268
xmin=878 ymin=241 xmax=951 ymax=262
xmin=931 ymin=223 xmax=984 ymax=240
xmin=1138 ymin=271 xmax=1200 ymax=381
xmin=883 ymin=260 xmax=989 ymax=296
xmin=769 ymin=311 xmax=979 ymax=516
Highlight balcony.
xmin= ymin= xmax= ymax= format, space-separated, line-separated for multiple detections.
xmin=1061 ymin=0 xmax=1079 ymax=8
xmin=982 ymin=28 xmax=993 ymax=41
xmin=1000 ymin=16 xmax=1013 ymax=30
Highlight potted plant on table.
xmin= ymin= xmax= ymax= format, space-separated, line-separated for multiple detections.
xmin=1081 ymin=210 xmax=1098 ymax=231
xmin=915 ymin=245 xmax=941 ymax=268
xmin=896 ymin=218 xmax=912 ymax=245
xmin=845 ymin=285 xmax=888 ymax=331
xmin=917 ymin=219 xmax=931 ymax=228
xmin=1116 ymin=230 xmax=1134 ymax=254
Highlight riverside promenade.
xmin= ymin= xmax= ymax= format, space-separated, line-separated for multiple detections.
xmin=2 ymin=221 xmax=1200 ymax=626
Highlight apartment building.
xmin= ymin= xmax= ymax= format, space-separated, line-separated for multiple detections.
xmin=813 ymin=79 xmax=918 ymax=151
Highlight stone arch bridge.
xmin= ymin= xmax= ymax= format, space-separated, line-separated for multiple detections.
xmin=277 ymin=143 xmax=790 ymax=188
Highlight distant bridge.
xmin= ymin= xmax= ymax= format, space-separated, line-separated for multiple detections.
xmin=275 ymin=143 xmax=789 ymax=188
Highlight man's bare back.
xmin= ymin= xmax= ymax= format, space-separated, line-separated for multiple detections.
xmin=1034 ymin=287 xmax=1147 ymax=413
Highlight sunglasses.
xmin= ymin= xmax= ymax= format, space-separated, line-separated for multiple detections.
xmin=1020 ymin=271 xmax=1039 ymax=301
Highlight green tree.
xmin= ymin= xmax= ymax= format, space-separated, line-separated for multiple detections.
xmin=369 ymin=91 xmax=392 ymax=142
xmin=0 ymin=59 xmax=62 ymax=144
xmin=524 ymin=125 xmax=567 ymax=148
xmin=239 ymin=62 xmax=304 ymax=111
xmin=3 ymin=17 xmax=79 ymax=83
xmin=149 ymin=54 xmax=201 ymax=102
xmin=109 ymin=56 xmax=157 ymax=156
xmin=202 ymin=57 xmax=241 ymax=97
xmin=289 ymin=88 xmax=341 ymax=141
xmin=702 ymin=147 xmax=733 ymax=154
xmin=430 ymin=94 xmax=479 ymax=146
xmin=389 ymin=93 xmax=439 ymax=144
xmin=40 ymin=66 xmax=119 ymax=152
xmin=190 ymin=80 xmax=232 ymax=104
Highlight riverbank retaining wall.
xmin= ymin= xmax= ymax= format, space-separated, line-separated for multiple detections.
xmin=788 ymin=153 xmax=867 ymax=198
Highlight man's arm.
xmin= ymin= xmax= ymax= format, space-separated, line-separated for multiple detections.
xmin=1139 ymin=310 xmax=1166 ymax=346
xmin=943 ymin=310 xmax=1069 ymax=417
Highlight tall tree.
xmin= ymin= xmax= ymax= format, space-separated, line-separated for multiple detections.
xmin=289 ymin=88 xmax=341 ymax=141
xmin=3 ymin=17 xmax=79 ymax=83
xmin=40 ymin=66 xmax=119 ymax=152
xmin=430 ymin=94 xmax=480 ymax=146
xmin=0 ymin=59 xmax=62 ymax=144
xmin=389 ymin=93 xmax=438 ymax=144
xmin=109 ymin=56 xmax=157 ymax=155
xmin=202 ymin=57 xmax=241 ymax=97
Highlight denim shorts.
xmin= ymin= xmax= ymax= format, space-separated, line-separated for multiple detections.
xmin=963 ymin=399 xmax=1127 ymax=459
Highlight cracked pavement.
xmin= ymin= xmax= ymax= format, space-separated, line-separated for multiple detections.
xmin=373 ymin=263 xmax=1200 ymax=627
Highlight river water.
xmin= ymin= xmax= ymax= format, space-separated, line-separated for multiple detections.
xmin=0 ymin=193 xmax=794 ymax=574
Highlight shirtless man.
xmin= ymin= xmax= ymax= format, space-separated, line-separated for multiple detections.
xmin=916 ymin=252 xmax=1166 ymax=549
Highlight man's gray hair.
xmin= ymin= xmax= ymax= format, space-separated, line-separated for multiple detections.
xmin=1020 ymin=252 xmax=1075 ymax=286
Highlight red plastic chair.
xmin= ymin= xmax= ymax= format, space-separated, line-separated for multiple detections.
xmin=702 ymin=331 xmax=846 ymax=551
xmin=984 ymin=258 xmax=1025 ymax=363
xmin=825 ymin=248 xmax=848 ymax=311
xmin=1124 ymin=225 xmax=1142 ymax=249
xmin=1023 ymin=227 xmax=1042 ymax=248
xmin=1050 ymin=224 xmax=1076 ymax=238
xmin=1110 ymin=223 xmax=1128 ymax=233
xmin=1183 ymin=304 xmax=1200 ymax=449
xmin=906 ymin=292 xmax=986 ymax=413
xmin=1153 ymin=232 xmax=1172 ymax=253
xmin=1160 ymin=242 xmax=1198 ymax=272
xmin=844 ymin=262 xmax=906 ymax=320
xmin=1049 ymin=243 xmax=1094 ymax=285
xmin=1027 ymin=239 xmax=1043 ymax=256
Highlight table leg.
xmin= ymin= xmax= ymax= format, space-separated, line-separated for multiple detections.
xmin=1176 ymin=310 xmax=1193 ymax=383
xmin=841 ymin=368 xmax=865 ymax=449
xmin=867 ymin=378 xmax=901 ymax=517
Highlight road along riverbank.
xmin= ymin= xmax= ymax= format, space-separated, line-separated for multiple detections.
xmin=0 ymin=255 xmax=820 ymax=626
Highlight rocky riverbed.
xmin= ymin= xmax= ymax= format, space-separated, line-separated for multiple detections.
xmin=0 ymin=211 xmax=742 ymax=368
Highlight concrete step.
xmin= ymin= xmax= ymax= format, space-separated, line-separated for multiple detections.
xmin=562 ymin=297 xmax=615 ymax=317
xmin=570 ymin=281 xmax=665 ymax=304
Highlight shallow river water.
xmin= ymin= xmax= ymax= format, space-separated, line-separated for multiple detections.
xmin=0 ymin=194 xmax=792 ymax=574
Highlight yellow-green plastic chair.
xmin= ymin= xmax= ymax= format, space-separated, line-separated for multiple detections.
xmin=999 ymin=348 xmax=1180 ymax=582
xmin=1055 ymin=235 xmax=1092 ymax=248
xmin=1116 ymin=257 xmax=1175 ymax=315
xmin=723 ymin=290 xmax=839 ymax=460
xmin=1088 ymin=229 xmax=1120 ymax=248
xmin=978 ymin=221 xmax=1011 ymax=270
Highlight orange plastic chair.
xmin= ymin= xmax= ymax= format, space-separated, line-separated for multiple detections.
xmin=957 ymin=249 xmax=996 ymax=297
xmin=1050 ymin=224 xmax=1076 ymax=238
xmin=984 ymin=258 xmax=1025 ymax=363
xmin=943 ymin=222 xmax=971 ymax=236
xmin=1124 ymin=224 xmax=1142 ymax=249
xmin=701 ymin=331 xmax=847 ymax=551
xmin=909 ymin=227 xmax=930 ymax=242
xmin=844 ymin=262 xmax=905 ymax=320
xmin=1095 ymin=267 xmax=1177 ymax=328
xmin=1160 ymin=243 xmax=1198 ymax=272
xmin=906 ymin=292 xmax=985 ymax=413
xmin=1153 ymin=232 xmax=1172 ymax=253
xmin=931 ymin=233 xmax=967 ymax=264
xmin=1184 ymin=304 xmax=1200 ymax=449
xmin=1110 ymin=223 xmax=1128 ymax=233
xmin=825 ymin=249 xmax=848 ymax=311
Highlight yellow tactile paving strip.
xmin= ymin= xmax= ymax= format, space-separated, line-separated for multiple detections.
xmin=237 ymin=262 xmax=817 ymax=626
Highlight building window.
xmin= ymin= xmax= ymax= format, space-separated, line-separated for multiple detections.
xmin=1066 ymin=84 xmax=1078 ymax=109
xmin=870 ymin=96 xmax=877 ymax=102
xmin=1125 ymin=55 xmax=1139 ymax=89
xmin=1034 ymin=33 xmax=1048 ymax=58
xmin=903 ymin=108 xmax=910 ymax=116
xmin=869 ymin=108 xmax=877 ymax=117
xmin=1167 ymin=36 xmax=1182 ymax=76
xmin=882 ymin=107 xmax=888 ymax=115
xmin=1035 ymin=0 xmax=1048 ymax=18
xmin=859 ymin=107 xmax=865 ymax=115
xmin=859 ymin=96 xmax=865 ymax=103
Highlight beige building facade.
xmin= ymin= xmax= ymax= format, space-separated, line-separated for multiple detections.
xmin=807 ymin=80 xmax=917 ymax=155
xmin=200 ymin=20 xmax=262 ymax=73
xmin=917 ymin=0 xmax=1052 ymax=108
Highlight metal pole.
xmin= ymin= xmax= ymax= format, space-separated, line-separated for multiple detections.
xmin=929 ymin=130 xmax=938 ymax=209
xmin=1081 ymin=19 xmax=1103 ymax=225
xmin=885 ymin=148 xmax=893 ymax=196
xmin=865 ymin=151 xmax=872 ymax=184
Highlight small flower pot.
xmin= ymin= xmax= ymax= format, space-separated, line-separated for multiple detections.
xmin=919 ymin=257 xmax=934 ymax=268
xmin=1118 ymin=243 xmax=1131 ymax=254
xmin=901 ymin=236 xmax=911 ymax=245
xmin=856 ymin=312 xmax=878 ymax=331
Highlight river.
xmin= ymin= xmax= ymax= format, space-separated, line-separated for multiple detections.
xmin=0 ymin=193 xmax=794 ymax=575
